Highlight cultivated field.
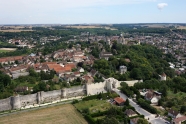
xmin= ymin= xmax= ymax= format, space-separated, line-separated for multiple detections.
xmin=0 ymin=26 xmax=33 ymax=32
xmin=0 ymin=104 xmax=88 ymax=124
xmin=0 ymin=48 xmax=16 ymax=53
xmin=0 ymin=30 xmax=33 ymax=32
xmin=177 ymin=26 xmax=186 ymax=30
xmin=65 ymin=25 xmax=117 ymax=30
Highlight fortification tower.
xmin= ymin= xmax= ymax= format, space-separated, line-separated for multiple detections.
xmin=37 ymin=92 xmax=41 ymax=104
xmin=160 ymin=72 xmax=166 ymax=81
xmin=62 ymin=88 xmax=67 ymax=98
xmin=106 ymin=78 xmax=113 ymax=92
xmin=11 ymin=95 xmax=21 ymax=110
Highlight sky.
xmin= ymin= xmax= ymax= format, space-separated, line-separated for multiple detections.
xmin=0 ymin=0 xmax=186 ymax=24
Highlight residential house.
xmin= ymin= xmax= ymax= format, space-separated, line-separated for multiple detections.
xmin=73 ymin=72 xmax=81 ymax=77
xmin=114 ymin=97 xmax=125 ymax=106
xmin=0 ymin=56 xmax=24 ymax=64
xmin=81 ymin=75 xmax=94 ymax=84
xmin=83 ymin=60 xmax=94 ymax=67
xmin=125 ymin=109 xmax=137 ymax=117
xmin=99 ymin=52 xmax=113 ymax=60
xmin=78 ymin=67 xmax=85 ymax=73
xmin=14 ymin=86 xmax=28 ymax=92
xmin=145 ymin=90 xmax=161 ymax=104
xmin=90 ymin=69 xmax=98 ymax=77
xmin=172 ymin=116 xmax=186 ymax=124
xmin=33 ymin=63 xmax=49 ymax=72
xmin=159 ymin=72 xmax=167 ymax=81
xmin=10 ymin=65 xmax=28 ymax=74
xmin=130 ymin=117 xmax=139 ymax=124
xmin=63 ymin=74 xmax=76 ymax=82
xmin=168 ymin=109 xmax=183 ymax=119
xmin=119 ymin=65 xmax=127 ymax=74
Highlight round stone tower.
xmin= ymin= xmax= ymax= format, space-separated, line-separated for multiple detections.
xmin=11 ymin=95 xmax=21 ymax=110
xmin=37 ymin=92 xmax=41 ymax=104
xmin=62 ymin=88 xmax=66 ymax=98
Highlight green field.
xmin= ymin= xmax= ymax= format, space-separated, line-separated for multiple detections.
xmin=0 ymin=48 xmax=16 ymax=53
xmin=166 ymin=91 xmax=186 ymax=111
xmin=74 ymin=99 xmax=111 ymax=114
xmin=0 ymin=50 xmax=11 ymax=53
xmin=0 ymin=104 xmax=87 ymax=124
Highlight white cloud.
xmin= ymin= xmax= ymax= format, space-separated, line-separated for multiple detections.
xmin=157 ymin=3 xmax=168 ymax=10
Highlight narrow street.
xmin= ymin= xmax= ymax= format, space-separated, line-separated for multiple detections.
xmin=113 ymin=88 xmax=168 ymax=124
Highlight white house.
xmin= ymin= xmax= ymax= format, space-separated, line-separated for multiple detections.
xmin=145 ymin=90 xmax=161 ymax=104
xmin=168 ymin=109 xmax=183 ymax=119
xmin=159 ymin=72 xmax=167 ymax=81
xmin=119 ymin=65 xmax=127 ymax=74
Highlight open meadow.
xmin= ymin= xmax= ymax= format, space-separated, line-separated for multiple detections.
xmin=0 ymin=104 xmax=87 ymax=124
xmin=74 ymin=99 xmax=111 ymax=114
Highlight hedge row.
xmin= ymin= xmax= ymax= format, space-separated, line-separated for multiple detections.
xmin=83 ymin=92 xmax=119 ymax=101
xmin=84 ymin=115 xmax=96 ymax=124
xmin=90 ymin=111 xmax=108 ymax=117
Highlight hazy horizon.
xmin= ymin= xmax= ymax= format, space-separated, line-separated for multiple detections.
xmin=0 ymin=0 xmax=186 ymax=24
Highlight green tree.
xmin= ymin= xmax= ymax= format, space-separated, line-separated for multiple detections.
xmin=180 ymin=106 xmax=186 ymax=114
xmin=102 ymin=117 xmax=119 ymax=124
xmin=125 ymin=99 xmax=129 ymax=106
xmin=137 ymin=118 xmax=148 ymax=124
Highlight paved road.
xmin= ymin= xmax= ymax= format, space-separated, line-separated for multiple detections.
xmin=113 ymin=89 xmax=151 ymax=116
xmin=151 ymin=118 xmax=169 ymax=124
xmin=113 ymin=89 xmax=168 ymax=124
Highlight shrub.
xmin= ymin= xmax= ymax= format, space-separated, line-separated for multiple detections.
xmin=84 ymin=115 xmax=96 ymax=124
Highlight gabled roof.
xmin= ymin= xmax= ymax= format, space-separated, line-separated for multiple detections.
xmin=125 ymin=109 xmax=137 ymax=116
xmin=161 ymin=72 xmax=166 ymax=77
xmin=145 ymin=90 xmax=154 ymax=100
xmin=114 ymin=97 xmax=125 ymax=104
xmin=168 ymin=109 xmax=179 ymax=117
xmin=173 ymin=116 xmax=186 ymax=124
xmin=65 ymin=63 xmax=76 ymax=69
xmin=130 ymin=118 xmax=139 ymax=124
xmin=10 ymin=65 xmax=28 ymax=72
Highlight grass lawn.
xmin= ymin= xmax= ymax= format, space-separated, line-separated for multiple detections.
xmin=166 ymin=91 xmax=186 ymax=110
xmin=0 ymin=50 xmax=11 ymax=53
xmin=0 ymin=48 xmax=16 ymax=53
xmin=93 ymin=116 xmax=105 ymax=120
xmin=74 ymin=99 xmax=111 ymax=114
xmin=0 ymin=104 xmax=87 ymax=124
xmin=153 ymin=105 xmax=166 ymax=116
xmin=18 ymin=82 xmax=36 ymax=87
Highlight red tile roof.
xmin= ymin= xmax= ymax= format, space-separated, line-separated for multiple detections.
xmin=65 ymin=63 xmax=76 ymax=69
xmin=0 ymin=56 xmax=24 ymax=63
xmin=114 ymin=97 xmax=125 ymax=104
xmin=173 ymin=116 xmax=186 ymax=124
